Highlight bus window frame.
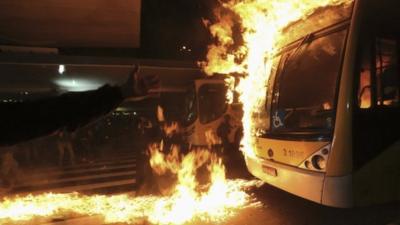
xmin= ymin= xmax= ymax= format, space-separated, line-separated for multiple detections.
xmin=374 ymin=37 xmax=400 ymax=107
xmin=264 ymin=23 xmax=350 ymax=141
xmin=354 ymin=35 xmax=375 ymax=110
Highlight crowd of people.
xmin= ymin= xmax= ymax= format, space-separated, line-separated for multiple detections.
xmin=0 ymin=126 xmax=98 ymax=190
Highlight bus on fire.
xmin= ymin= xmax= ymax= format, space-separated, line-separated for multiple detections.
xmin=244 ymin=0 xmax=400 ymax=207
xmin=182 ymin=78 xmax=242 ymax=150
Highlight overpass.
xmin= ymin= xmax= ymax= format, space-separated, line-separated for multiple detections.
xmin=0 ymin=0 xmax=141 ymax=48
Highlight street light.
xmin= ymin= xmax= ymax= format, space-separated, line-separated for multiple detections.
xmin=58 ymin=64 xmax=65 ymax=75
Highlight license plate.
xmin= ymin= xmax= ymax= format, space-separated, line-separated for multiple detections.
xmin=262 ymin=165 xmax=278 ymax=177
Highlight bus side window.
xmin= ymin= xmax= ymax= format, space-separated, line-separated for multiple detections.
xmin=357 ymin=44 xmax=372 ymax=109
xmin=375 ymin=38 xmax=400 ymax=107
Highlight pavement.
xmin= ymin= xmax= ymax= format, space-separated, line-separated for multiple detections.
xmin=38 ymin=183 xmax=400 ymax=225
xmin=222 ymin=155 xmax=400 ymax=225
xmin=230 ymin=184 xmax=400 ymax=225
xmin=3 ymin=152 xmax=137 ymax=196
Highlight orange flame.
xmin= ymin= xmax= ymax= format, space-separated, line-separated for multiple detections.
xmin=147 ymin=145 xmax=262 ymax=224
xmin=200 ymin=0 xmax=354 ymax=158
xmin=157 ymin=105 xmax=180 ymax=138
xmin=0 ymin=146 xmax=262 ymax=225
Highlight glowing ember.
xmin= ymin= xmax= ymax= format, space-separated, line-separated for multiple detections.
xmin=0 ymin=146 xmax=262 ymax=225
xmin=200 ymin=0 xmax=354 ymax=158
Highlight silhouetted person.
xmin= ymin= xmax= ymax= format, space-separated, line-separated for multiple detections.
xmin=0 ymin=146 xmax=20 ymax=190
xmin=57 ymin=128 xmax=75 ymax=166
xmin=0 ymin=65 xmax=159 ymax=150
xmin=79 ymin=129 xmax=94 ymax=162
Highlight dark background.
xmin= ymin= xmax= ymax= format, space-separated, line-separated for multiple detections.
xmin=61 ymin=0 xmax=219 ymax=60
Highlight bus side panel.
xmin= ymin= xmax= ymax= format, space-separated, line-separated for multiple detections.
xmin=354 ymin=141 xmax=400 ymax=206
xmin=322 ymin=174 xmax=353 ymax=208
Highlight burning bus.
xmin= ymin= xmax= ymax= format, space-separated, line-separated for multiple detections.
xmin=182 ymin=78 xmax=243 ymax=150
xmin=202 ymin=0 xmax=400 ymax=208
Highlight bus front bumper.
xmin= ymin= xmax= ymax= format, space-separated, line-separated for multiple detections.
xmin=245 ymin=155 xmax=325 ymax=204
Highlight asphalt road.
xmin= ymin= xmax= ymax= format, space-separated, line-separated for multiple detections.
xmin=3 ymin=148 xmax=400 ymax=225
xmin=50 ymin=155 xmax=400 ymax=225
xmin=221 ymin=157 xmax=400 ymax=225
xmin=40 ymin=183 xmax=400 ymax=225
xmin=220 ymin=183 xmax=400 ymax=225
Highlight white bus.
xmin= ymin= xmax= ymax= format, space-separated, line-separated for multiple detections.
xmin=182 ymin=78 xmax=242 ymax=150
xmin=244 ymin=0 xmax=400 ymax=207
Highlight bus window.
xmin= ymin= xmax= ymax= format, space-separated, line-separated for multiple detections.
xmin=354 ymin=36 xmax=400 ymax=169
xmin=375 ymin=38 xmax=400 ymax=107
xmin=198 ymin=83 xmax=227 ymax=124
xmin=271 ymin=29 xmax=347 ymax=134
xmin=358 ymin=71 xmax=372 ymax=108
xmin=357 ymin=45 xmax=373 ymax=109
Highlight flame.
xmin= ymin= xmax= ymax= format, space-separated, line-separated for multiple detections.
xmin=225 ymin=76 xmax=236 ymax=104
xmin=2 ymin=102 xmax=258 ymax=224
xmin=0 ymin=144 xmax=262 ymax=225
xmin=148 ymin=141 xmax=181 ymax=175
xmin=205 ymin=128 xmax=222 ymax=147
xmin=157 ymin=105 xmax=180 ymax=138
xmin=146 ymin=145 xmax=262 ymax=224
xmin=200 ymin=0 xmax=354 ymax=158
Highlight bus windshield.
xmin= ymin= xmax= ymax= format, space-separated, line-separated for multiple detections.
xmin=198 ymin=83 xmax=227 ymax=124
xmin=270 ymin=29 xmax=347 ymax=135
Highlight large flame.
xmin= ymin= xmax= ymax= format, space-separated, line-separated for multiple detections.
xmin=147 ymin=145 xmax=262 ymax=224
xmin=0 ymin=144 xmax=262 ymax=225
xmin=200 ymin=0 xmax=354 ymax=158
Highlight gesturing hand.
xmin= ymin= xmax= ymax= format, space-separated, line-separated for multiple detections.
xmin=121 ymin=65 xmax=160 ymax=98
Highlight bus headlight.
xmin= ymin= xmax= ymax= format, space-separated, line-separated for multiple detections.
xmin=299 ymin=144 xmax=330 ymax=172
xmin=304 ymin=160 xmax=311 ymax=169
xmin=311 ymin=155 xmax=326 ymax=170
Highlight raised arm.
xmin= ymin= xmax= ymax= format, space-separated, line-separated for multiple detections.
xmin=0 ymin=65 xmax=159 ymax=146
